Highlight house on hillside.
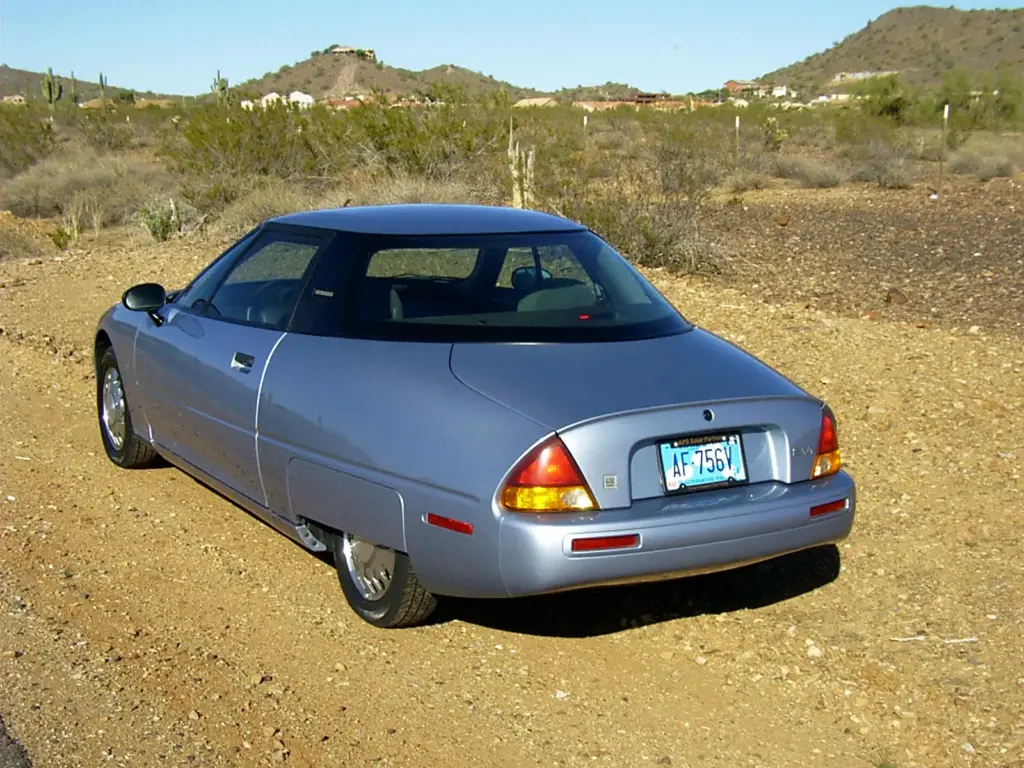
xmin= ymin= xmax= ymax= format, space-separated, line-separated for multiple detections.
xmin=772 ymin=85 xmax=790 ymax=98
xmin=2 ymin=94 xmax=26 ymax=104
xmin=288 ymin=91 xmax=315 ymax=108
xmin=513 ymin=97 xmax=557 ymax=108
xmin=329 ymin=45 xmax=377 ymax=62
xmin=831 ymin=71 xmax=897 ymax=83
xmin=724 ymin=79 xmax=768 ymax=96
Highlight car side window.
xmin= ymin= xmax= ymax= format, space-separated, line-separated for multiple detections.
xmin=174 ymin=229 xmax=258 ymax=310
xmin=202 ymin=234 xmax=324 ymax=330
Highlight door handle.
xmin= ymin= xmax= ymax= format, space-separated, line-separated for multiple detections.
xmin=231 ymin=352 xmax=255 ymax=372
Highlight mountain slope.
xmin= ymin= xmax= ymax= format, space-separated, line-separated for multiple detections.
xmin=0 ymin=65 xmax=171 ymax=102
xmin=762 ymin=6 xmax=1024 ymax=92
xmin=232 ymin=52 xmax=542 ymax=101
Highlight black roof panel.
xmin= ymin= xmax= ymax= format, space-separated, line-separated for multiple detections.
xmin=268 ymin=204 xmax=587 ymax=236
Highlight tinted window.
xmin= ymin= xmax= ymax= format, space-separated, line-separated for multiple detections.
xmin=347 ymin=230 xmax=690 ymax=343
xmin=173 ymin=228 xmax=259 ymax=310
xmin=367 ymin=247 xmax=479 ymax=279
xmin=202 ymin=235 xmax=323 ymax=329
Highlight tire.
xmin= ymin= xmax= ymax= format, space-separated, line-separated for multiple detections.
xmin=331 ymin=531 xmax=438 ymax=629
xmin=96 ymin=346 xmax=161 ymax=469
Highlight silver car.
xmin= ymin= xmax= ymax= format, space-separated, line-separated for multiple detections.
xmin=95 ymin=204 xmax=856 ymax=628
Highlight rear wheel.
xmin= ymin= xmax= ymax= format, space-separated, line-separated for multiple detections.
xmin=331 ymin=531 xmax=438 ymax=629
xmin=96 ymin=346 xmax=161 ymax=469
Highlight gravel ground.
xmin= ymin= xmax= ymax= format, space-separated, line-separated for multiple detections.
xmin=0 ymin=182 xmax=1022 ymax=767
xmin=703 ymin=176 xmax=1023 ymax=336
xmin=0 ymin=715 xmax=31 ymax=768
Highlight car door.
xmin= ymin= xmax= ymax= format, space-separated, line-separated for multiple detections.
xmin=134 ymin=226 xmax=332 ymax=506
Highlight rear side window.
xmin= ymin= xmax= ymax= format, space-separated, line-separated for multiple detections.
xmin=367 ymin=247 xmax=479 ymax=279
xmin=348 ymin=230 xmax=690 ymax=343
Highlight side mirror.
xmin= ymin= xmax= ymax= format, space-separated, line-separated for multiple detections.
xmin=511 ymin=265 xmax=552 ymax=291
xmin=122 ymin=282 xmax=167 ymax=312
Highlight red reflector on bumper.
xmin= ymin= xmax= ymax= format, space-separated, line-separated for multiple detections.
xmin=810 ymin=498 xmax=848 ymax=517
xmin=570 ymin=534 xmax=640 ymax=552
xmin=426 ymin=513 xmax=473 ymax=536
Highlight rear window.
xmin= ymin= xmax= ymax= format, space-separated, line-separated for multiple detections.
xmin=350 ymin=230 xmax=691 ymax=343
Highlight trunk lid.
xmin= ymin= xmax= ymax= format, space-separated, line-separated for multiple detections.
xmin=450 ymin=329 xmax=826 ymax=510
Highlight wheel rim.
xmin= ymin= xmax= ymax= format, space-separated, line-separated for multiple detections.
xmin=341 ymin=534 xmax=395 ymax=602
xmin=101 ymin=366 xmax=127 ymax=451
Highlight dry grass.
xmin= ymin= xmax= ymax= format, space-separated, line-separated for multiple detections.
xmin=772 ymin=156 xmax=846 ymax=188
xmin=0 ymin=222 xmax=51 ymax=261
xmin=0 ymin=148 xmax=172 ymax=238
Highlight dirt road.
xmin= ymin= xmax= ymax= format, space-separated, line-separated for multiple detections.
xmin=1 ymin=217 xmax=1022 ymax=767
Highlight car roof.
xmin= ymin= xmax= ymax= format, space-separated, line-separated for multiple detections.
xmin=268 ymin=203 xmax=588 ymax=236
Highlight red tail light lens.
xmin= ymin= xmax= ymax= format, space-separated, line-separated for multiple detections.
xmin=811 ymin=408 xmax=842 ymax=479
xmin=501 ymin=437 xmax=598 ymax=513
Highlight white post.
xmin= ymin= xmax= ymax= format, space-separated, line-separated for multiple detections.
xmin=734 ymin=114 xmax=740 ymax=167
xmin=583 ymin=114 xmax=588 ymax=130
xmin=939 ymin=103 xmax=949 ymax=193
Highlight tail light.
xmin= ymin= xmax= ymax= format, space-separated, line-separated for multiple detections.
xmin=810 ymin=407 xmax=842 ymax=479
xmin=500 ymin=436 xmax=598 ymax=513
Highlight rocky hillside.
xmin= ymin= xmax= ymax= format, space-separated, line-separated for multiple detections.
xmin=762 ymin=6 xmax=1024 ymax=92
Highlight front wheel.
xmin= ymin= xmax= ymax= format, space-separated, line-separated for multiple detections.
xmin=96 ymin=346 xmax=161 ymax=469
xmin=332 ymin=532 xmax=438 ymax=629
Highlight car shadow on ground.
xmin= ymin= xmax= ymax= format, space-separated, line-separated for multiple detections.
xmin=436 ymin=545 xmax=842 ymax=637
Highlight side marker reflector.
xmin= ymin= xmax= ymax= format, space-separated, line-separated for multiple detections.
xmin=810 ymin=499 xmax=848 ymax=518
xmin=570 ymin=534 xmax=640 ymax=553
xmin=426 ymin=513 xmax=474 ymax=536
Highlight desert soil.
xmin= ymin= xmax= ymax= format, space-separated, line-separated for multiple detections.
xmin=1 ymin=181 xmax=1022 ymax=768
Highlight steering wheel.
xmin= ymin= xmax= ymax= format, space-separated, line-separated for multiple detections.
xmin=246 ymin=281 xmax=297 ymax=325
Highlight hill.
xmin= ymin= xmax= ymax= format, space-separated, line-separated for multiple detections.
xmin=0 ymin=65 xmax=171 ymax=102
xmin=761 ymin=6 xmax=1024 ymax=93
xmin=231 ymin=49 xmax=544 ymax=101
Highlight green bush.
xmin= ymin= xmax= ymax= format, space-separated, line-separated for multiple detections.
xmin=0 ymin=105 xmax=56 ymax=177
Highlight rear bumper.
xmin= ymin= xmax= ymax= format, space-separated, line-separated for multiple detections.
xmin=497 ymin=470 xmax=855 ymax=598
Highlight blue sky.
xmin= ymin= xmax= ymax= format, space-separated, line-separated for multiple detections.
xmin=1 ymin=1 xmax=1019 ymax=96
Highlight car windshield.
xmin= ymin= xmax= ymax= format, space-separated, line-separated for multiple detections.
xmin=349 ymin=230 xmax=691 ymax=343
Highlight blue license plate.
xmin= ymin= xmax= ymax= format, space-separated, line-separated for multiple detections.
xmin=657 ymin=433 xmax=747 ymax=493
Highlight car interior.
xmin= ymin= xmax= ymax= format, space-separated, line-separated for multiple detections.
xmin=357 ymin=245 xmax=607 ymax=325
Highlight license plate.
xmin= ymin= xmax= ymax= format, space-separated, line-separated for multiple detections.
xmin=657 ymin=432 xmax=747 ymax=493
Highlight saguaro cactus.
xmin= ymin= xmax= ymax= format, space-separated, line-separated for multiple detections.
xmin=507 ymin=119 xmax=535 ymax=209
xmin=211 ymin=70 xmax=230 ymax=106
xmin=40 ymin=67 xmax=63 ymax=113
xmin=70 ymin=71 xmax=79 ymax=105
xmin=98 ymin=72 xmax=108 ymax=113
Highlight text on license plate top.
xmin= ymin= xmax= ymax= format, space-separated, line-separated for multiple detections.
xmin=658 ymin=433 xmax=747 ymax=493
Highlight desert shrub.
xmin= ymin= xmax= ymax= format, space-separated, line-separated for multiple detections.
xmin=976 ymin=158 xmax=1015 ymax=181
xmin=212 ymin=178 xmax=314 ymax=236
xmin=0 ymin=225 xmax=51 ymax=261
xmin=949 ymin=152 xmax=985 ymax=176
xmin=0 ymin=148 xmax=173 ymax=237
xmin=320 ymin=173 xmax=486 ymax=208
xmin=727 ymin=170 xmax=771 ymax=193
xmin=773 ymin=156 xmax=844 ymax=188
xmin=536 ymin=125 xmax=726 ymax=275
xmin=851 ymin=138 xmax=916 ymax=188
xmin=136 ymin=197 xmax=200 ymax=241
xmin=78 ymin=112 xmax=136 ymax=152
xmin=0 ymin=105 xmax=56 ymax=177
xmin=948 ymin=152 xmax=1015 ymax=181
xmin=161 ymin=86 xmax=508 ymax=185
